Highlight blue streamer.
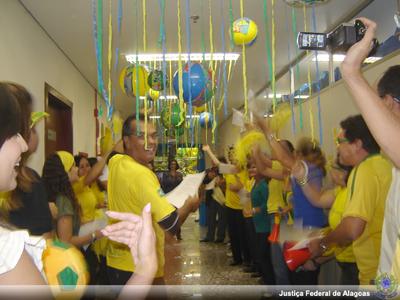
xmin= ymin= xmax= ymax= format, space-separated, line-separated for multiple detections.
xmin=91 ymin=0 xmax=110 ymax=113
xmin=158 ymin=0 xmax=167 ymax=142
xmin=185 ymin=0 xmax=194 ymax=146
xmin=312 ymin=4 xmax=323 ymax=145
xmin=112 ymin=0 xmax=123 ymax=118
xmin=284 ymin=5 xmax=296 ymax=134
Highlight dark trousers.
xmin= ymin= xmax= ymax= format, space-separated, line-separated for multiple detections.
xmin=107 ymin=266 xmax=167 ymax=299
xmin=244 ymin=217 xmax=258 ymax=266
xmin=289 ymin=267 xmax=320 ymax=285
xmin=337 ymin=261 xmax=359 ymax=285
xmin=256 ymin=232 xmax=275 ymax=285
xmin=206 ymin=199 xmax=227 ymax=241
xmin=226 ymin=206 xmax=250 ymax=264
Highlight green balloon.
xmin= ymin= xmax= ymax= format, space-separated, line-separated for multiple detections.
xmin=161 ymin=103 xmax=185 ymax=128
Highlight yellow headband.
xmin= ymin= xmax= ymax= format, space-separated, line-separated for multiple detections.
xmin=57 ymin=151 xmax=74 ymax=172
xmin=30 ymin=112 xmax=49 ymax=128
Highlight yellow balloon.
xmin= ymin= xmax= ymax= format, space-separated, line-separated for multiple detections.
xmin=100 ymin=127 xmax=113 ymax=154
xmin=119 ymin=64 xmax=150 ymax=97
xmin=112 ymin=114 xmax=123 ymax=136
xmin=194 ymin=105 xmax=206 ymax=113
xmin=232 ymin=18 xmax=258 ymax=46
xmin=148 ymin=88 xmax=160 ymax=101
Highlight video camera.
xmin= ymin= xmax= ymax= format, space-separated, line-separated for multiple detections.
xmin=297 ymin=20 xmax=379 ymax=55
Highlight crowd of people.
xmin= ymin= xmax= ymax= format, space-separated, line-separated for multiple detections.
xmin=0 ymin=16 xmax=399 ymax=299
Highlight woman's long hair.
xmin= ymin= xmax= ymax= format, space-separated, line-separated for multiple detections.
xmin=0 ymin=82 xmax=36 ymax=211
xmin=296 ymin=137 xmax=327 ymax=176
xmin=42 ymin=153 xmax=81 ymax=216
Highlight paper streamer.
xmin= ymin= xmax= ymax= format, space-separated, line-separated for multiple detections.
xmin=185 ymin=0 xmax=194 ymax=146
xmin=177 ymin=0 xmax=185 ymax=128
xmin=291 ymin=7 xmax=302 ymax=130
xmin=107 ymin=0 xmax=113 ymax=121
xmin=143 ymin=0 xmax=147 ymax=52
xmin=312 ymin=4 xmax=323 ymax=145
xmin=271 ymin=0 xmax=276 ymax=113
xmin=239 ymin=0 xmax=249 ymax=119
xmin=209 ymin=0 xmax=217 ymax=144
xmin=135 ymin=0 xmax=141 ymax=135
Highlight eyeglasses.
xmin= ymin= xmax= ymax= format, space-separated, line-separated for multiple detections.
xmin=128 ymin=131 xmax=159 ymax=140
xmin=335 ymin=137 xmax=349 ymax=146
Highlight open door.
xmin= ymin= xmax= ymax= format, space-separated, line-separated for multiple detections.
xmin=45 ymin=83 xmax=73 ymax=158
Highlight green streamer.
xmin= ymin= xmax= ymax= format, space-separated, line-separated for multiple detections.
xmin=229 ymin=0 xmax=234 ymax=50
xmin=291 ymin=7 xmax=303 ymax=130
xmin=262 ymin=0 xmax=273 ymax=101
xmin=97 ymin=0 xmax=103 ymax=92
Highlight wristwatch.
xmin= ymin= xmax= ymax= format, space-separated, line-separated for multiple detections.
xmin=319 ymin=240 xmax=328 ymax=252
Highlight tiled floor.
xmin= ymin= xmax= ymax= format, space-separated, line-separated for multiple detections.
xmin=164 ymin=214 xmax=260 ymax=286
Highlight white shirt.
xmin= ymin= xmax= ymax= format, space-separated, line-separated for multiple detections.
xmin=0 ymin=227 xmax=45 ymax=276
xmin=378 ymin=167 xmax=400 ymax=274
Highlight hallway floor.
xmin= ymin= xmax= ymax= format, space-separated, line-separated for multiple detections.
xmin=164 ymin=214 xmax=260 ymax=285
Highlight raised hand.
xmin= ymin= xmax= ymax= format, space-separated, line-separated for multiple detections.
xmin=341 ymin=17 xmax=377 ymax=74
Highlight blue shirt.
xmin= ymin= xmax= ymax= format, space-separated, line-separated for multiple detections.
xmin=291 ymin=162 xmax=327 ymax=228
xmin=251 ymin=179 xmax=271 ymax=233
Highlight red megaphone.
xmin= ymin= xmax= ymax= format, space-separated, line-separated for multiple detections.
xmin=283 ymin=241 xmax=311 ymax=271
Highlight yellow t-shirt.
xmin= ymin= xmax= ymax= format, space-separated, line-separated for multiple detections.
xmin=73 ymin=176 xmax=97 ymax=224
xmin=328 ymin=187 xmax=355 ymax=263
xmin=267 ymin=161 xmax=286 ymax=214
xmin=343 ymin=154 xmax=392 ymax=285
xmin=106 ymin=154 xmax=175 ymax=277
xmin=91 ymin=182 xmax=105 ymax=207
xmin=224 ymin=171 xmax=248 ymax=210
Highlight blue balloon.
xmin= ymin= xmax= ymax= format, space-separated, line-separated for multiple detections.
xmin=173 ymin=63 xmax=213 ymax=107
xmin=199 ymin=112 xmax=213 ymax=128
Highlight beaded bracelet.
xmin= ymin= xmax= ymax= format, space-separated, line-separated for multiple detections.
xmin=296 ymin=160 xmax=309 ymax=186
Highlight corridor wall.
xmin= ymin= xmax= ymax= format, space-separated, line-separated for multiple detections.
xmin=0 ymin=0 xmax=104 ymax=173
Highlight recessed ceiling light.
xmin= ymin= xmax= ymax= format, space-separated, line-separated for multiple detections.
xmin=126 ymin=53 xmax=240 ymax=63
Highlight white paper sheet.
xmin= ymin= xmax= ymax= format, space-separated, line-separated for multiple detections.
xmin=79 ymin=215 xmax=108 ymax=250
xmin=218 ymin=163 xmax=238 ymax=174
xmin=205 ymin=178 xmax=216 ymax=190
xmin=166 ymin=172 xmax=206 ymax=208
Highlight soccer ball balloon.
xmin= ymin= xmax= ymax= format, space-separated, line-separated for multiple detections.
xmin=199 ymin=112 xmax=214 ymax=128
xmin=119 ymin=64 xmax=150 ymax=97
xmin=231 ymin=18 xmax=258 ymax=46
xmin=173 ymin=63 xmax=213 ymax=107
xmin=161 ymin=103 xmax=185 ymax=128
xmin=147 ymin=70 xmax=167 ymax=91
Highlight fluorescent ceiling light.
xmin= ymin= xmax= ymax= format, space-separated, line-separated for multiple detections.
xmin=140 ymin=95 xmax=178 ymax=100
xmin=312 ymin=54 xmax=381 ymax=63
xmin=149 ymin=115 xmax=200 ymax=119
xmin=263 ymin=93 xmax=282 ymax=99
xmin=294 ymin=95 xmax=309 ymax=99
xmin=126 ymin=52 xmax=240 ymax=63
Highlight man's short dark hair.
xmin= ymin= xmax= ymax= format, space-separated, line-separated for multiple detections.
xmin=377 ymin=65 xmax=400 ymax=99
xmin=340 ymin=114 xmax=380 ymax=154
xmin=122 ymin=113 xmax=146 ymax=137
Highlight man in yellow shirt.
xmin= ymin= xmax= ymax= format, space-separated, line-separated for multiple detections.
xmin=106 ymin=114 xmax=200 ymax=290
xmin=309 ymin=115 xmax=392 ymax=285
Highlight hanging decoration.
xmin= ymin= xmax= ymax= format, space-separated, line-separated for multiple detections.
xmin=220 ymin=0 xmax=228 ymax=117
xmin=291 ymin=7 xmax=303 ymax=130
xmin=107 ymin=0 xmax=113 ymax=121
xmin=284 ymin=0 xmax=330 ymax=7
xmin=172 ymin=63 xmax=213 ymax=107
xmin=199 ymin=112 xmax=214 ymax=128
xmin=208 ymin=0 xmax=217 ymax=145
xmin=312 ymin=4 xmax=324 ymax=145
xmin=119 ymin=64 xmax=150 ymax=97
xmin=185 ymin=0 xmax=194 ymax=146
xmin=161 ymin=103 xmax=185 ymax=129
xmin=271 ymin=0 xmax=277 ymax=112
xmin=147 ymin=70 xmax=167 ymax=91
xmin=231 ymin=18 xmax=258 ymax=46
xmin=239 ymin=0 xmax=249 ymax=118
xmin=148 ymin=88 xmax=160 ymax=101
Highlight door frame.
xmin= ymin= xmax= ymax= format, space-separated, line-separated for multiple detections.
xmin=44 ymin=83 xmax=73 ymax=157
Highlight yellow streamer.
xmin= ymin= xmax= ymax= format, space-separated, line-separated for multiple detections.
xmin=303 ymin=4 xmax=315 ymax=144
xmin=169 ymin=60 xmax=173 ymax=94
xmin=271 ymin=0 xmax=276 ymax=113
xmin=107 ymin=0 xmax=113 ymax=114
xmin=144 ymin=97 xmax=148 ymax=148
xmin=209 ymin=0 xmax=216 ymax=144
xmin=228 ymin=60 xmax=233 ymax=81
xmin=143 ymin=0 xmax=146 ymax=52
xmin=177 ymin=0 xmax=185 ymax=126
xmin=239 ymin=0 xmax=249 ymax=119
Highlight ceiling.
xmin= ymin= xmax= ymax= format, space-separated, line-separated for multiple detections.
xmin=20 ymin=0 xmax=370 ymax=125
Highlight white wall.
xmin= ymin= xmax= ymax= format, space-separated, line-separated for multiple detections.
xmin=0 ymin=0 xmax=104 ymax=173
xmin=219 ymin=51 xmax=400 ymax=160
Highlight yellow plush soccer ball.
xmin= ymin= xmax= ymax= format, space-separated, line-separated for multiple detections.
xmin=42 ymin=239 xmax=89 ymax=298
xmin=231 ymin=17 xmax=258 ymax=46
